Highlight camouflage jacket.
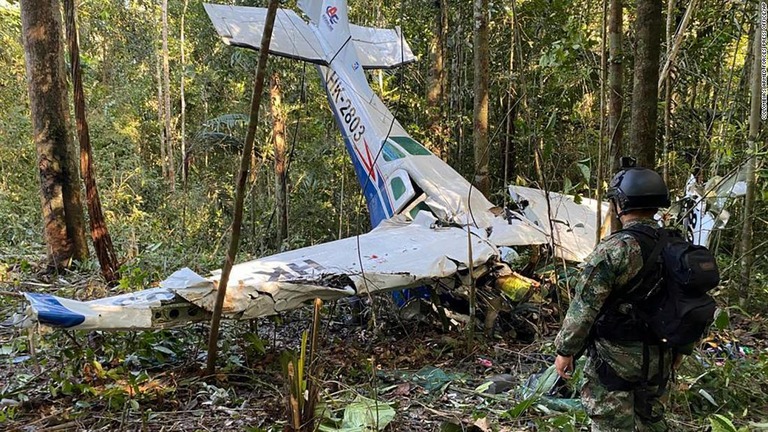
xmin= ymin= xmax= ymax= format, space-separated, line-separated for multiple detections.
xmin=554 ymin=218 xmax=673 ymax=380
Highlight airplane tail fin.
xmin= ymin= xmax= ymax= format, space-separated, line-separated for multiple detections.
xmin=298 ymin=0 xmax=350 ymax=58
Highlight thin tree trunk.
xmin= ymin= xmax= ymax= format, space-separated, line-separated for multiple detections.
xmin=21 ymin=0 xmax=88 ymax=268
xmin=662 ymin=0 xmax=677 ymax=182
xmin=162 ymin=0 xmax=175 ymax=191
xmin=597 ymin=0 xmax=608 ymax=245
xmin=156 ymin=52 xmax=166 ymax=179
xmin=473 ymin=0 xmax=490 ymax=196
xmin=658 ymin=0 xmax=697 ymax=90
xmin=449 ymin=16 xmax=462 ymax=166
xmin=206 ymin=0 xmax=280 ymax=375
xmin=63 ymin=0 xmax=120 ymax=283
xmin=712 ymin=12 xmax=747 ymax=177
xmin=739 ymin=16 xmax=761 ymax=303
xmin=427 ymin=0 xmax=447 ymax=159
xmin=502 ymin=8 xmax=517 ymax=188
xmin=607 ymin=0 xmax=624 ymax=233
xmin=271 ymin=73 xmax=288 ymax=248
xmin=181 ymin=0 xmax=188 ymax=183
xmin=608 ymin=0 xmax=624 ymax=173
xmin=630 ymin=0 xmax=663 ymax=168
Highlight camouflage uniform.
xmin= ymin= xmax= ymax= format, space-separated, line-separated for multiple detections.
xmin=555 ymin=218 xmax=673 ymax=431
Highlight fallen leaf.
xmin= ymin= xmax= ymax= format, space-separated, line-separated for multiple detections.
xmin=393 ymin=382 xmax=411 ymax=396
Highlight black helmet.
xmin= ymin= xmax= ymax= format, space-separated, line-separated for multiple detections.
xmin=607 ymin=167 xmax=670 ymax=215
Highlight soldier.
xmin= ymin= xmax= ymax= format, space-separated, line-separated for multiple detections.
xmin=553 ymin=163 xmax=679 ymax=431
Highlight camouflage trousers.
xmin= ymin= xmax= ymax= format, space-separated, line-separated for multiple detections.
xmin=580 ymin=355 xmax=669 ymax=432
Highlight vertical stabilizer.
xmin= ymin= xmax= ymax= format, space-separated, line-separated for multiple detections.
xmin=299 ymin=0 xmax=350 ymax=60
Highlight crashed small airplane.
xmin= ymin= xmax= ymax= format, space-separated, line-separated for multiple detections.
xmin=9 ymin=0 xmax=740 ymax=332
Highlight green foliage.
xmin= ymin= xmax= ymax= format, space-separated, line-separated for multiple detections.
xmin=669 ymin=350 xmax=768 ymax=429
xmin=317 ymin=395 xmax=396 ymax=432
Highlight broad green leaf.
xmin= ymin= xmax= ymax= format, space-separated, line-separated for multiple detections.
xmin=714 ymin=308 xmax=730 ymax=330
xmin=699 ymin=389 xmax=717 ymax=406
xmin=318 ymin=396 xmax=395 ymax=432
xmin=152 ymin=345 xmax=175 ymax=356
xmin=576 ymin=163 xmax=590 ymax=182
xmin=709 ymin=414 xmax=738 ymax=432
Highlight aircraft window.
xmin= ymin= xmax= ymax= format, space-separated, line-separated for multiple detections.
xmin=389 ymin=136 xmax=431 ymax=156
xmin=390 ymin=177 xmax=406 ymax=200
xmin=382 ymin=141 xmax=405 ymax=161
xmin=408 ymin=202 xmax=431 ymax=219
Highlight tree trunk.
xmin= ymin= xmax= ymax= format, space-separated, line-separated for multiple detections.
xmin=662 ymin=0 xmax=677 ymax=182
xmin=739 ymin=17 xmax=761 ymax=303
xmin=502 ymin=8 xmax=518 ymax=186
xmin=597 ymin=0 xmax=608 ymax=245
xmin=206 ymin=0 xmax=280 ymax=376
xmin=427 ymin=0 xmax=448 ymax=159
xmin=630 ymin=0 xmax=663 ymax=169
xmin=20 ymin=0 xmax=88 ymax=268
xmin=448 ymin=14 xmax=463 ymax=166
xmin=473 ymin=0 xmax=490 ymax=196
xmin=270 ymin=73 xmax=288 ymax=248
xmin=608 ymin=0 xmax=624 ymax=172
xmin=63 ymin=0 xmax=120 ymax=283
xmin=156 ymin=52 xmax=166 ymax=179
xmin=658 ymin=0 xmax=697 ymax=90
xmin=181 ymin=0 xmax=188 ymax=183
xmin=162 ymin=0 xmax=175 ymax=191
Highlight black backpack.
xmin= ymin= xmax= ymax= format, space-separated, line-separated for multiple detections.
xmin=618 ymin=224 xmax=720 ymax=353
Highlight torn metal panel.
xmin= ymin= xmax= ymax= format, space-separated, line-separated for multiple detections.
xmin=508 ymin=186 xmax=610 ymax=262
xmin=170 ymin=214 xmax=499 ymax=316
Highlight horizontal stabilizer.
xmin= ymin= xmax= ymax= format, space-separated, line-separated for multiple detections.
xmin=351 ymin=24 xmax=416 ymax=69
xmin=204 ymin=4 xmax=415 ymax=69
xmin=204 ymin=4 xmax=327 ymax=64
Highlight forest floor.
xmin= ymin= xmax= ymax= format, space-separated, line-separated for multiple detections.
xmin=1 ymin=265 xmax=767 ymax=431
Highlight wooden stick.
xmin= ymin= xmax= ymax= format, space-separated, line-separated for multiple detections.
xmin=658 ymin=0 xmax=698 ymax=90
xmin=205 ymin=0 xmax=280 ymax=375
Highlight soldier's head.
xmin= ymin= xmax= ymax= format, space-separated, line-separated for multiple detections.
xmin=606 ymin=157 xmax=670 ymax=219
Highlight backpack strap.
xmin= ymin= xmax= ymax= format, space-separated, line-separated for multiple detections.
xmin=576 ymin=224 xmax=667 ymax=360
xmin=599 ymin=225 xmax=668 ymax=312
xmin=620 ymin=225 xmax=668 ymax=296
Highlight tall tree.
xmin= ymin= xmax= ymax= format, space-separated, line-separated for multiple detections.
xmin=740 ymin=17 xmax=761 ymax=302
xmin=662 ymin=0 xmax=677 ymax=182
xmin=608 ymin=0 xmax=624 ymax=172
xmin=156 ymin=54 xmax=166 ymax=179
xmin=427 ymin=0 xmax=448 ymax=159
xmin=63 ymin=0 xmax=120 ymax=283
xmin=630 ymin=0 xmax=663 ymax=168
xmin=20 ymin=0 xmax=88 ymax=268
xmin=162 ymin=0 xmax=175 ymax=191
xmin=502 ymin=1 xmax=521 ymax=186
xmin=473 ymin=0 xmax=490 ymax=195
xmin=180 ymin=0 xmax=188 ymax=183
xmin=270 ymin=73 xmax=288 ymax=248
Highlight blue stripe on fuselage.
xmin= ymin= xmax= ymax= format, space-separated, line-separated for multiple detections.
xmin=319 ymin=68 xmax=392 ymax=227
xmin=25 ymin=293 xmax=86 ymax=328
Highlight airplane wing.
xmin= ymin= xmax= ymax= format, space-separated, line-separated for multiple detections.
xmin=16 ymin=213 xmax=498 ymax=330
xmin=508 ymin=186 xmax=610 ymax=262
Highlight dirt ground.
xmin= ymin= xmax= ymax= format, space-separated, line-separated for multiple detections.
xmin=0 ymin=288 xmax=567 ymax=432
